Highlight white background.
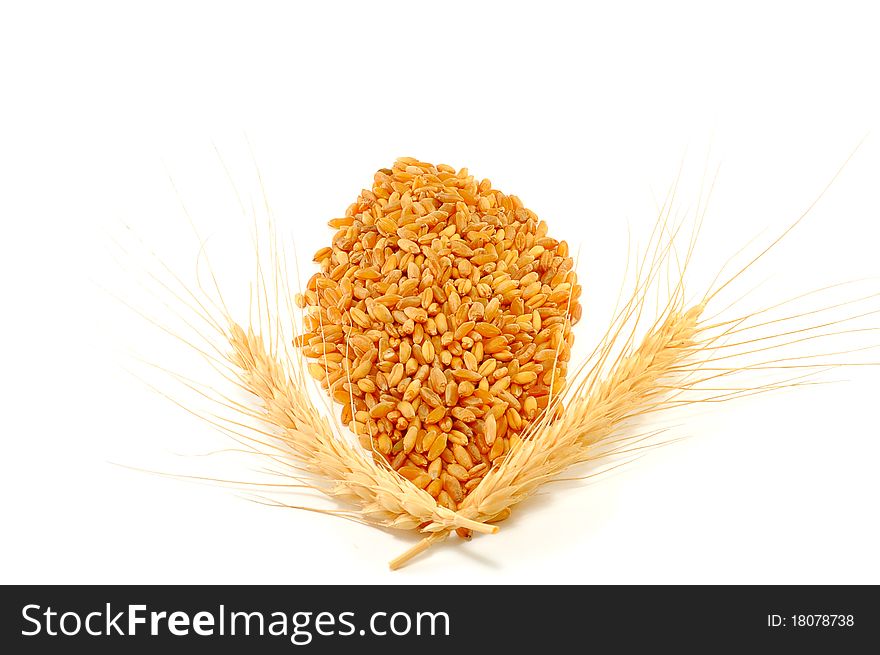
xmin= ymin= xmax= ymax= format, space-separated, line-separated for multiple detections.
xmin=1 ymin=1 xmax=879 ymax=584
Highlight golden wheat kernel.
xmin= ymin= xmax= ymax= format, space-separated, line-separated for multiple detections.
xmin=447 ymin=463 xmax=470 ymax=482
xmin=381 ymin=435 xmax=401 ymax=457
xmin=421 ymin=339 xmax=436 ymax=363
xmin=398 ymin=295 xmax=420 ymax=310
xmin=489 ymin=377 xmax=510 ymax=394
xmin=521 ymin=281 xmax=541 ymax=300
xmin=349 ymin=307 xmax=371 ymax=328
xmin=457 ymin=381 xmax=475 ymax=398
xmin=450 ymin=240 xmax=474 ymax=257
xmin=369 ymin=400 xmax=395 ymax=419
xmin=429 ymin=367 xmax=447 ymax=394
xmin=427 ymin=432 xmax=448 ymax=461
xmin=483 ymin=336 xmax=508 ymax=354
xmin=426 ymin=478 xmax=443 ymax=497
xmin=408 ymin=473 xmax=429 ymax=490
xmin=411 ymin=343 xmax=426 ymax=366
xmin=307 ymin=362 xmax=326 ymax=381
xmin=425 ymin=406 xmax=446 ymax=424
xmin=427 ymin=456 xmax=443 ymax=480
xmin=346 ymin=359 xmax=368 ymax=382
xmin=331 ymin=386 xmax=350 ymax=403
xmin=443 ymin=474 xmax=464 ymax=503
xmin=487 ymin=403 xmax=506 ymax=421
xmin=446 ymin=430 xmax=466 ymax=447
xmin=484 ymin=413 xmax=498 ymax=445
xmin=512 ymin=371 xmax=538 ymax=385
xmin=516 ymin=344 xmax=537 ymax=365
xmin=419 ymin=428 xmax=437 ymax=452
xmin=488 ymin=437 xmax=505 ymax=461
xmin=463 ymin=478 xmax=483 ymax=492
xmin=454 ymin=320 xmax=475 ymax=341
xmin=401 ymin=378 xmax=420 ymax=402
xmin=436 ymin=490 xmax=454 ymax=510
xmin=420 ymin=287 xmax=433 ymax=308
xmin=372 ymin=433 xmax=391 ymax=454
xmin=474 ymin=322 xmax=501 ymax=338
xmin=348 ymin=333 xmax=372 ymax=353
xmin=464 ymin=393 xmax=486 ymax=409
xmin=357 ymin=378 xmax=377 ymax=393
xmin=477 ymin=358 xmax=497 ymax=378
xmin=397 ymin=400 xmax=416 ymax=420
xmin=417 ymin=386 xmax=442 ymax=409
xmin=451 ymin=369 xmax=482 ymax=383
xmin=506 ymin=407 xmax=524 ymax=430
xmin=385 ymin=363 xmax=403 ymax=388
xmin=444 ymin=382 xmax=459 ymax=406
xmin=402 ymin=306 xmax=427 ymax=323
xmin=452 ymin=444 xmax=474 ymax=469
xmin=372 ymin=303 xmax=394 ymax=323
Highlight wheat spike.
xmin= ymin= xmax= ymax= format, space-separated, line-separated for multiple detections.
xmin=466 ymin=304 xmax=703 ymax=512
xmin=225 ymin=318 xmax=497 ymax=536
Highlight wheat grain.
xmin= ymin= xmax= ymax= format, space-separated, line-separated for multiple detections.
xmin=297 ymin=158 xmax=582 ymax=506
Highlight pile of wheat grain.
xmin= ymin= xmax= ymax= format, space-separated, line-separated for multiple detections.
xmin=295 ymin=157 xmax=581 ymax=510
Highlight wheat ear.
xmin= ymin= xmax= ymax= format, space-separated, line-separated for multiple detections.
xmin=391 ymin=291 xmax=705 ymax=567
xmin=119 ymin=179 xmax=495 ymax=541
xmin=224 ymin=321 xmax=496 ymax=535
